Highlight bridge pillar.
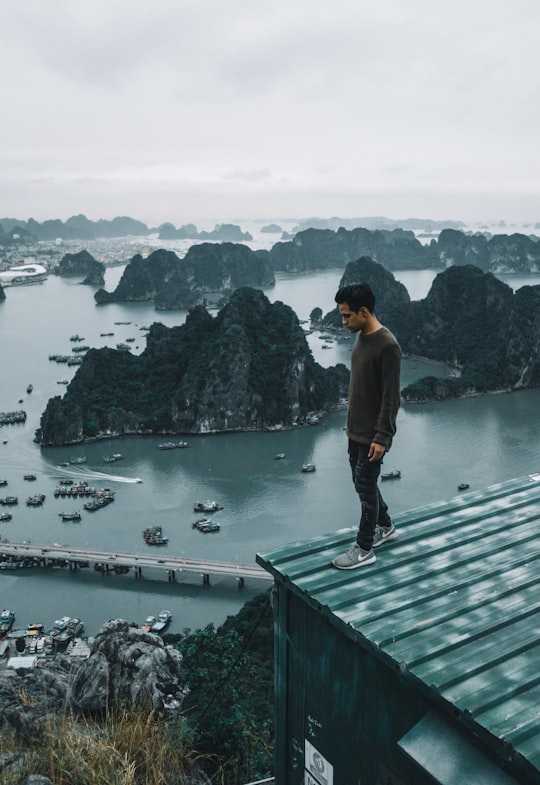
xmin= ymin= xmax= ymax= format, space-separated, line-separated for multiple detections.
xmin=237 ymin=577 xmax=245 ymax=588
xmin=168 ymin=570 xmax=176 ymax=583
xmin=135 ymin=566 xmax=142 ymax=579
xmin=203 ymin=573 xmax=210 ymax=586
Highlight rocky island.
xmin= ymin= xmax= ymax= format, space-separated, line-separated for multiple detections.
xmin=94 ymin=243 xmax=275 ymax=309
xmin=261 ymin=225 xmax=540 ymax=275
xmin=54 ymin=249 xmax=105 ymax=286
xmin=36 ymin=287 xmax=349 ymax=446
xmin=322 ymin=257 xmax=540 ymax=402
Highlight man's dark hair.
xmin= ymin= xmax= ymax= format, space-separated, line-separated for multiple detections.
xmin=335 ymin=283 xmax=375 ymax=313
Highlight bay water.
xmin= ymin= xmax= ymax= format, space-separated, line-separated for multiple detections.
xmin=0 ymin=266 xmax=539 ymax=637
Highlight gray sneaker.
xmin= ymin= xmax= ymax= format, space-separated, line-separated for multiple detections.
xmin=332 ymin=543 xmax=376 ymax=570
xmin=372 ymin=522 xmax=399 ymax=548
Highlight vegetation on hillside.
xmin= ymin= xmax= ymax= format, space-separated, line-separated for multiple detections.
xmin=0 ymin=592 xmax=275 ymax=784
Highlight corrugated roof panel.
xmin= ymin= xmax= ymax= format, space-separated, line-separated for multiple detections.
xmin=257 ymin=473 xmax=540 ymax=771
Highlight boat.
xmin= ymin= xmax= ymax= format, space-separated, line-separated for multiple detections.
xmin=0 ymin=479 xmax=8 ymax=487
xmin=26 ymin=494 xmax=46 ymax=506
xmin=158 ymin=441 xmax=190 ymax=450
xmin=59 ymin=511 xmax=82 ymax=521
xmin=0 ymin=496 xmax=18 ymax=505
xmin=300 ymin=463 xmax=316 ymax=473
xmin=144 ymin=615 xmax=157 ymax=632
xmin=0 ymin=512 xmax=12 ymax=522
xmin=193 ymin=500 xmax=223 ymax=513
xmin=49 ymin=616 xmax=84 ymax=648
xmin=69 ymin=456 xmax=87 ymax=464
xmin=103 ymin=453 xmax=123 ymax=463
xmin=0 ymin=263 xmax=48 ymax=287
xmin=26 ymin=622 xmax=45 ymax=637
xmin=0 ymin=609 xmax=15 ymax=633
xmin=26 ymin=384 xmax=33 ymax=393
xmin=275 ymin=453 xmax=286 ymax=460
xmin=143 ymin=525 xmax=168 ymax=545
xmin=23 ymin=474 xmax=37 ymax=481
xmin=192 ymin=519 xmax=221 ymax=533
xmin=148 ymin=610 xmax=172 ymax=633
xmin=458 ymin=483 xmax=470 ymax=491
xmin=381 ymin=470 xmax=401 ymax=481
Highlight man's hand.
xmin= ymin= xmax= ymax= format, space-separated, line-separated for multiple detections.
xmin=368 ymin=442 xmax=386 ymax=462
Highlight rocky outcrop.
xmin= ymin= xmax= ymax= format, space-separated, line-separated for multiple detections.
xmin=37 ymin=287 xmax=349 ymax=445
xmin=437 ymin=229 xmax=540 ymax=273
xmin=2 ymin=214 xmax=149 ymax=241
xmin=394 ymin=266 xmax=540 ymax=400
xmin=55 ymin=250 xmax=105 ymax=285
xmin=265 ymin=226 xmax=439 ymax=272
xmin=95 ymin=244 xmax=275 ymax=309
xmin=157 ymin=223 xmax=253 ymax=242
xmin=262 ymin=225 xmax=540 ymax=275
xmin=321 ymin=255 xmax=411 ymax=329
xmin=0 ymin=619 xmax=187 ymax=737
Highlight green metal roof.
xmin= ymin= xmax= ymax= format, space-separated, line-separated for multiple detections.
xmin=257 ymin=473 xmax=540 ymax=773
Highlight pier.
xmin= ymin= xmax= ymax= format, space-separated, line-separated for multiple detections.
xmin=0 ymin=542 xmax=272 ymax=587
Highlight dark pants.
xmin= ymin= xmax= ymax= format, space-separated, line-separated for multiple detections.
xmin=348 ymin=440 xmax=392 ymax=551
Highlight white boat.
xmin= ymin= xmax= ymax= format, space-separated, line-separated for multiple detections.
xmin=0 ymin=263 xmax=48 ymax=287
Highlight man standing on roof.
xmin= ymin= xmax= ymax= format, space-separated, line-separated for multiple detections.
xmin=332 ymin=283 xmax=402 ymax=569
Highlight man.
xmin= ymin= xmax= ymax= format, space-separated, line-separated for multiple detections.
xmin=332 ymin=283 xmax=401 ymax=569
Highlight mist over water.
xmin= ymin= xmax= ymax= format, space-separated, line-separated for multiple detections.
xmin=0 ymin=267 xmax=539 ymax=637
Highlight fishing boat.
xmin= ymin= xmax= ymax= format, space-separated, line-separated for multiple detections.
xmin=149 ymin=610 xmax=172 ymax=633
xmin=103 ymin=453 xmax=123 ymax=463
xmin=26 ymin=622 xmax=45 ymax=637
xmin=0 ymin=512 xmax=12 ymax=522
xmin=458 ymin=482 xmax=470 ymax=491
xmin=0 ymin=609 xmax=15 ymax=633
xmin=381 ymin=470 xmax=401 ymax=481
xmin=193 ymin=519 xmax=220 ymax=533
xmin=300 ymin=463 xmax=316 ymax=473
xmin=59 ymin=511 xmax=82 ymax=521
xmin=193 ymin=500 xmax=223 ymax=513
xmin=26 ymin=494 xmax=46 ymax=506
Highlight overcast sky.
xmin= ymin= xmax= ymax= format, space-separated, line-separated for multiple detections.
xmin=2 ymin=0 xmax=540 ymax=226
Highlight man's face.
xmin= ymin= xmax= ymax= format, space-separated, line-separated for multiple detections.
xmin=338 ymin=303 xmax=367 ymax=333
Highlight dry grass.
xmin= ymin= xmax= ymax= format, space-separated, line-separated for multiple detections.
xmin=0 ymin=709 xmax=214 ymax=785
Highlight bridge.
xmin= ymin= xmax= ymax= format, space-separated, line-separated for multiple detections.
xmin=0 ymin=542 xmax=272 ymax=587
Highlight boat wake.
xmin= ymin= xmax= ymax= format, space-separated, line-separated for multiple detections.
xmin=52 ymin=467 xmax=143 ymax=484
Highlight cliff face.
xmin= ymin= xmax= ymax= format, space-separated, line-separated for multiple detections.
xmin=266 ymin=226 xmax=438 ymax=272
xmin=321 ymin=255 xmax=411 ymax=329
xmin=0 ymin=619 xmax=186 ymax=737
xmin=264 ymin=226 xmax=540 ymax=275
xmin=94 ymin=244 xmax=275 ymax=309
xmin=436 ymin=229 xmax=540 ymax=273
xmin=37 ymin=287 xmax=349 ymax=445
xmin=395 ymin=265 xmax=540 ymax=400
xmin=55 ymin=249 xmax=105 ymax=285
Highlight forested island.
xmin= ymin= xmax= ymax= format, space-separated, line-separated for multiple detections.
xmin=36 ymin=288 xmax=349 ymax=446
xmin=94 ymin=244 xmax=274 ymax=309
xmin=324 ymin=256 xmax=540 ymax=402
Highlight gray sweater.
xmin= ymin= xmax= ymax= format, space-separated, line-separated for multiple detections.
xmin=347 ymin=326 xmax=401 ymax=450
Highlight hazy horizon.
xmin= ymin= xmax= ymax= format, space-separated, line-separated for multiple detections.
xmin=2 ymin=1 xmax=540 ymax=227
